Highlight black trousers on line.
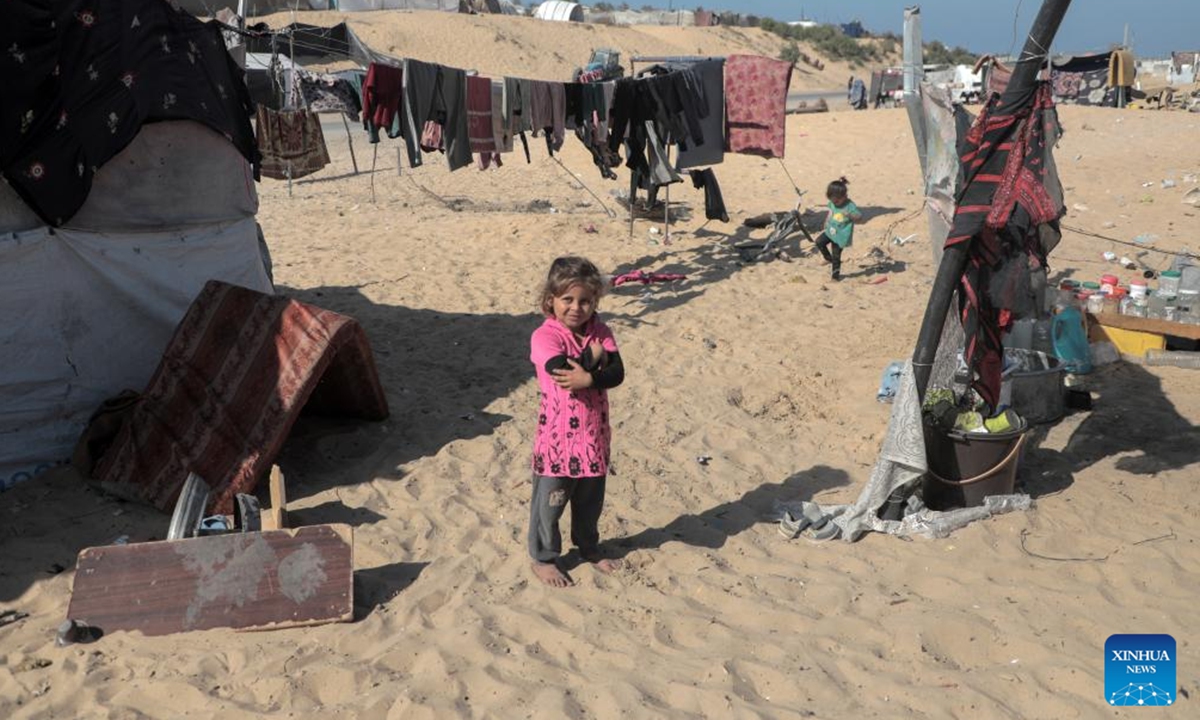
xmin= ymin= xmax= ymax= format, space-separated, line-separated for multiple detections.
xmin=814 ymin=232 xmax=843 ymax=275
xmin=528 ymin=474 xmax=606 ymax=563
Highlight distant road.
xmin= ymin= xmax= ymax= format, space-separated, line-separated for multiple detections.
xmin=788 ymin=88 xmax=848 ymax=110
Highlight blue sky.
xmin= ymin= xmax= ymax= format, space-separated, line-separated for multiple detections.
xmin=636 ymin=1 xmax=1197 ymax=57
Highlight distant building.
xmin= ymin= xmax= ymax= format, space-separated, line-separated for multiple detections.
xmin=840 ymin=20 xmax=866 ymax=38
xmin=788 ymin=20 xmax=819 ymax=29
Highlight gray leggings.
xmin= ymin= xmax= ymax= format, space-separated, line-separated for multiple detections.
xmin=528 ymin=474 xmax=606 ymax=563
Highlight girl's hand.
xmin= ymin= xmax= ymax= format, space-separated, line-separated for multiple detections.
xmin=552 ymin=358 xmax=594 ymax=390
xmin=586 ymin=340 xmax=607 ymax=369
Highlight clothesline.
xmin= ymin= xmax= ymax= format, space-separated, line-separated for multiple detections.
xmin=223 ymin=20 xmax=695 ymax=91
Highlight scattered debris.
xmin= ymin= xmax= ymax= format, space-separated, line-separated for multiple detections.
xmin=702 ymin=338 xmax=717 ymax=350
xmin=55 ymin=619 xmax=100 ymax=647
xmin=1 ymin=609 xmax=30 ymax=628
xmin=15 ymin=656 xmax=52 ymax=672
xmin=696 ymin=455 xmax=712 ymax=466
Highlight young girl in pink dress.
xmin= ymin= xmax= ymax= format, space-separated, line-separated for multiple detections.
xmin=528 ymin=256 xmax=625 ymax=588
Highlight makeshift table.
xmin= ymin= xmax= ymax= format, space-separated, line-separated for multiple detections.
xmin=1087 ymin=312 xmax=1200 ymax=357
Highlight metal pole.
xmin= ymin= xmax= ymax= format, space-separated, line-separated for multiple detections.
xmin=663 ymin=144 xmax=671 ymax=244
xmin=342 ymin=114 xmax=359 ymax=174
xmin=910 ymin=0 xmax=1073 ymax=399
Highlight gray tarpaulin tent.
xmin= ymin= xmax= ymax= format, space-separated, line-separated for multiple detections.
xmin=0 ymin=121 xmax=274 ymax=490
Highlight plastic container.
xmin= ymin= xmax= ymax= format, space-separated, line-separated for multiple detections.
xmin=1004 ymin=349 xmax=1065 ymax=423
xmin=1144 ymin=349 xmax=1200 ymax=368
xmin=1031 ymin=318 xmax=1055 ymax=356
xmin=1181 ymin=265 xmax=1200 ymax=294
xmin=1052 ymin=306 xmax=1093 ymax=373
xmin=1158 ymin=270 xmax=1182 ymax=297
xmin=1127 ymin=297 xmax=1149 ymax=318
xmin=1100 ymin=274 xmax=1119 ymax=294
xmin=1086 ymin=293 xmax=1105 ymax=314
xmin=1178 ymin=288 xmax=1199 ymax=316
xmin=1005 ymin=318 xmax=1034 ymax=350
xmin=1129 ymin=281 xmax=1148 ymax=299
xmin=923 ymin=428 xmax=1028 ymax=511
xmin=1148 ymin=293 xmax=1168 ymax=320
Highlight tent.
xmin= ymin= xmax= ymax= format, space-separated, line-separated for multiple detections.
xmin=1169 ymin=51 xmax=1199 ymax=85
xmin=1049 ymin=50 xmax=1136 ymax=107
xmin=332 ymin=0 xmax=458 ymax=10
xmin=534 ymin=1 xmax=583 ymax=22
xmin=0 ymin=2 xmax=273 ymax=490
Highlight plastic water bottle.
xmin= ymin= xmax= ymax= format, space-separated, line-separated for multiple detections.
xmin=1032 ymin=319 xmax=1055 ymax=356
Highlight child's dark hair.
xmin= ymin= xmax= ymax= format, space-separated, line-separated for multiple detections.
xmin=826 ymin=176 xmax=849 ymax=200
xmin=538 ymin=256 xmax=606 ymax=316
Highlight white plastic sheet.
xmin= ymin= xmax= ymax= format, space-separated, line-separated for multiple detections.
xmin=0 ymin=218 xmax=272 ymax=489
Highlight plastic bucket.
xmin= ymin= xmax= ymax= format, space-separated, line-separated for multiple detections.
xmin=923 ymin=427 xmax=1027 ymax=510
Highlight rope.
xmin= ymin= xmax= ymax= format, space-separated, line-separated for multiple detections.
xmin=1060 ymin=223 xmax=1200 ymax=261
xmin=776 ymin=158 xmax=804 ymax=197
xmin=550 ymin=156 xmax=617 ymax=218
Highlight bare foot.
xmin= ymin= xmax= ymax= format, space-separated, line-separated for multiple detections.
xmin=531 ymin=561 xmax=573 ymax=588
xmin=582 ymin=554 xmax=623 ymax=574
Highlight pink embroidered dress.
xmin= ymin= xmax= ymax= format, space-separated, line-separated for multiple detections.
xmin=530 ymin=316 xmax=619 ymax=478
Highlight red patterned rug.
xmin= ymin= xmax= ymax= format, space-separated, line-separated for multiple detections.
xmin=92 ymin=281 xmax=389 ymax=514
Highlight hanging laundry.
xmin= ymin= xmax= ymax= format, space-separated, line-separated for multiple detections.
xmin=644 ymin=68 xmax=707 ymax=149
xmin=528 ymin=80 xmax=566 ymax=152
xmin=689 ymin=168 xmax=729 ymax=223
xmin=420 ymin=120 xmax=442 ymax=154
xmin=433 ymin=65 xmax=473 ymax=171
xmin=676 ymin=60 xmax=725 ymax=169
xmin=467 ymin=75 xmax=497 ymax=154
xmin=363 ymin=62 xmax=404 ymax=143
xmin=491 ymin=79 xmax=512 ymax=153
xmin=402 ymin=58 xmax=440 ymax=168
xmin=298 ymin=71 xmax=362 ymax=120
xmin=256 ymin=107 xmax=330 ymax=180
xmin=1 ymin=0 xmax=258 ymax=226
xmin=725 ymin=55 xmax=792 ymax=159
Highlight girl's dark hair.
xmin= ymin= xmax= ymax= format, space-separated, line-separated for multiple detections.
xmin=826 ymin=176 xmax=849 ymax=199
xmin=538 ymin=256 xmax=606 ymax=316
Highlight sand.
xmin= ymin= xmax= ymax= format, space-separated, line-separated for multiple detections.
xmin=2 ymin=10 xmax=1199 ymax=720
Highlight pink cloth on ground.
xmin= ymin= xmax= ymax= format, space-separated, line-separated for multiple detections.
xmin=530 ymin=316 xmax=619 ymax=478
xmin=724 ymin=54 xmax=792 ymax=159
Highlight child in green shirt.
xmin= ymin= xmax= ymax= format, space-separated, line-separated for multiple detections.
xmin=814 ymin=177 xmax=861 ymax=281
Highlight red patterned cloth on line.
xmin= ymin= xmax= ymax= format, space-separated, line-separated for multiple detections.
xmin=467 ymin=75 xmax=497 ymax=153
xmin=724 ymin=55 xmax=792 ymax=159
xmin=92 ymin=281 xmax=389 ymax=514
xmin=255 ymin=107 xmax=330 ymax=180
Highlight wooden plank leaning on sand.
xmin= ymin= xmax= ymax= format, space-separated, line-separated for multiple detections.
xmin=66 ymin=524 xmax=353 ymax=636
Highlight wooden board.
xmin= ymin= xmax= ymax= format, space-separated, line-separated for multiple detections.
xmin=67 ymin=524 xmax=353 ymax=636
xmin=1087 ymin=312 xmax=1200 ymax=341
xmin=269 ymin=465 xmax=287 ymax=531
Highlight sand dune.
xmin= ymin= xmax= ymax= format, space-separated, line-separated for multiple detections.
xmin=255 ymin=9 xmax=869 ymax=89
xmin=1 ymin=11 xmax=1199 ymax=719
